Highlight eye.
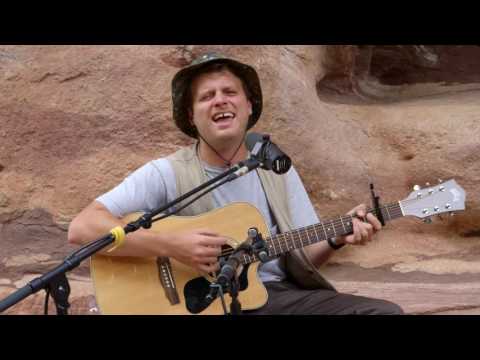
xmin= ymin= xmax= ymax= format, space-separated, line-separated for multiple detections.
xmin=198 ymin=92 xmax=213 ymax=101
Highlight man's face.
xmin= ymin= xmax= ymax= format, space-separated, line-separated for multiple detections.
xmin=190 ymin=69 xmax=252 ymax=144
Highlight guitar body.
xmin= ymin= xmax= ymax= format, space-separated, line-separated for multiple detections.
xmin=90 ymin=202 xmax=270 ymax=315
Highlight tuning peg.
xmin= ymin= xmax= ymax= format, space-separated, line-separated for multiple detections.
xmin=413 ymin=185 xmax=421 ymax=191
xmin=438 ymin=179 xmax=443 ymax=184
xmin=423 ymin=217 xmax=432 ymax=224
xmin=449 ymin=212 xmax=455 ymax=217
xmin=425 ymin=182 xmax=431 ymax=187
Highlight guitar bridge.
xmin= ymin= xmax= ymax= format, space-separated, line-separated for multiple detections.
xmin=156 ymin=257 xmax=180 ymax=305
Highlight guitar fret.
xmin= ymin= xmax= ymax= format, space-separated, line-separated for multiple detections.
xmin=305 ymin=228 xmax=312 ymax=245
xmin=296 ymin=230 xmax=303 ymax=248
xmin=384 ymin=205 xmax=391 ymax=220
xmin=273 ymin=235 xmax=282 ymax=256
xmin=302 ymin=228 xmax=308 ymax=246
xmin=302 ymin=229 xmax=309 ymax=246
xmin=293 ymin=230 xmax=301 ymax=249
xmin=328 ymin=221 xmax=337 ymax=237
xmin=285 ymin=231 xmax=295 ymax=252
xmin=320 ymin=222 xmax=328 ymax=240
xmin=294 ymin=231 xmax=300 ymax=249
xmin=305 ymin=227 xmax=312 ymax=245
xmin=340 ymin=216 xmax=347 ymax=233
xmin=283 ymin=233 xmax=290 ymax=252
xmin=345 ymin=216 xmax=353 ymax=233
xmin=268 ymin=242 xmax=276 ymax=257
xmin=280 ymin=233 xmax=288 ymax=253
xmin=283 ymin=232 xmax=291 ymax=251
xmin=312 ymin=224 xmax=321 ymax=242
xmin=285 ymin=232 xmax=292 ymax=251
xmin=295 ymin=230 xmax=303 ymax=249
xmin=335 ymin=221 xmax=343 ymax=236
xmin=309 ymin=227 xmax=318 ymax=244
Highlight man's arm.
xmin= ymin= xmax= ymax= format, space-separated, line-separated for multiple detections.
xmin=285 ymin=167 xmax=382 ymax=269
xmin=303 ymin=204 xmax=383 ymax=268
xmin=68 ymin=200 xmax=169 ymax=257
xmin=67 ymin=200 xmax=227 ymax=273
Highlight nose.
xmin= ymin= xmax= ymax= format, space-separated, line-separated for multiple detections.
xmin=212 ymin=92 xmax=228 ymax=107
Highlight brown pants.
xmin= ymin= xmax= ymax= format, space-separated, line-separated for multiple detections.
xmin=244 ymin=281 xmax=404 ymax=315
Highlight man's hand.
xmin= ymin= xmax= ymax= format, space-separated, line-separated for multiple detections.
xmin=164 ymin=229 xmax=228 ymax=274
xmin=337 ymin=204 xmax=382 ymax=246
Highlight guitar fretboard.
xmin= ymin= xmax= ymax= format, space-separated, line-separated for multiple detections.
xmin=241 ymin=202 xmax=403 ymax=265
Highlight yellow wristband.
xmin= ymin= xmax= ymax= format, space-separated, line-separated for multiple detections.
xmin=107 ymin=226 xmax=126 ymax=252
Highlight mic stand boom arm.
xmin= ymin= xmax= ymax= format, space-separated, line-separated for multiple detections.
xmin=0 ymin=156 xmax=263 ymax=314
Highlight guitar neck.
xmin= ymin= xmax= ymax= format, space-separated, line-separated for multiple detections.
xmin=241 ymin=201 xmax=404 ymax=265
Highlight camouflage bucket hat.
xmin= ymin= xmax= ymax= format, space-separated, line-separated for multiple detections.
xmin=171 ymin=53 xmax=263 ymax=138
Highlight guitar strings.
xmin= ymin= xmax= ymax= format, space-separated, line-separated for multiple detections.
xmin=216 ymin=193 xmax=453 ymax=259
xmin=218 ymin=202 xmax=404 ymax=258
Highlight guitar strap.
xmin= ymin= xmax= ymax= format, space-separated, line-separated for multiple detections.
xmin=256 ymin=167 xmax=336 ymax=291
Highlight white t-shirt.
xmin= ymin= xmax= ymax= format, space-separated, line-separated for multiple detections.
xmin=96 ymin=158 xmax=320 ymax=282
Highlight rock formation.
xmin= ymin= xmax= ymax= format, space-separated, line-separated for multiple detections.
xmin=1 ymin=45 xmax=479 ymax=314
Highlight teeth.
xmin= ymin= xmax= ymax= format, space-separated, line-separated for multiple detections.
xmin=213 ymin=112 xmax=234 ymax=121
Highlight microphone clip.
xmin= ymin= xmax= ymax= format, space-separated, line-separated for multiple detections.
xmin=248 ymin=227 xmax=269 ymax=263
xmin=247 ymin=133 xmax=292 ymax=174
xmin=250 ymin=134 xmax=271 ymax=158
xmin=204 ymin=227 xmax=269 ymax=315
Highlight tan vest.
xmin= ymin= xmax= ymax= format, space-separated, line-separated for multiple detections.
xmin=167 ymin=144 xmax=335 ymax=290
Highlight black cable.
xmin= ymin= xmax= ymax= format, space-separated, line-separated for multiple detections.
xmin=44 ymin=288 xmax=50 ymax=315
xmin=151 ymin=176 xmax=232 ymax=224
xmin=197 ymin=133 xmax=245 ymax=167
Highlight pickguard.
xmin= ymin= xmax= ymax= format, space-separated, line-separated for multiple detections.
xmin=184 ymin=264 xmax=250 ymax=314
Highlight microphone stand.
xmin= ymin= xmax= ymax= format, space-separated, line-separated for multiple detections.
xmin=0 ymin=231 xmax=118 ymax=314
xmin=0 ymin=155 xmax=264 ymax=315
xmin=228 ymin=274 xmax=242 ymax=315
xmin=213 ymin=246 xmax=248 ymax=315
xmin=206 ymin=227 xmax=269 ymax=315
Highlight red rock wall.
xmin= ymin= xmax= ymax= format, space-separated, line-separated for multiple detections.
xmin=1 ymin=45 xmax=479 ymax=314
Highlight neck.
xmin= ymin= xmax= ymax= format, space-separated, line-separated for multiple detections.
xmin=197 ymin=138 xmax=248 ymax=168
xmin=237 ymin=201 xmax=404 ymax=265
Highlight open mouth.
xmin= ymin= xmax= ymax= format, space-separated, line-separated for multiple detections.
xmin=212 ymin=112 xmax=236 ymax=123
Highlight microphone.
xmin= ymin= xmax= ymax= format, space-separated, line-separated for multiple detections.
xmin=203 ymin=248 xmax=247 ymax=305
xmin=245 ymin=133 xmax=292 ymax=174
xmin=225 ymin=133 xmax=292 ymax=182
xmin=216 ymin=249 xmax=245 ymax=287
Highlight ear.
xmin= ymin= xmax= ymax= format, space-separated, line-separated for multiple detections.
xmin=187 ymin=109 xmax=195 ymax=126
xmin=247 ymin=99 xmax=253 ymax=116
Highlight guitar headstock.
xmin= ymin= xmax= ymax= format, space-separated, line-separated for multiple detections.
xmin=400 ymin=179 xmax=466 ymax=220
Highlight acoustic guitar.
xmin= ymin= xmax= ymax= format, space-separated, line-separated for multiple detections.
xmin=90 ymin=179 xmax=465 ymax=314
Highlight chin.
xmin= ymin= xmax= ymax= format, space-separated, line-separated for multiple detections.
xmin=212 ymin=126 xmax=238 ymax=137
